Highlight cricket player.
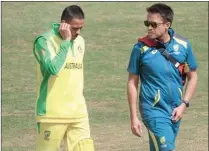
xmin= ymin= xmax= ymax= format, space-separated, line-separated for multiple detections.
xmin=127 ymin=3 xmax=198 ymax=151
xmin=33 ymin=5 xmax=95 ymax=151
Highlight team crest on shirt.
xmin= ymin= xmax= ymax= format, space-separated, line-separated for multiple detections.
xmin=73 ymin=45 xmax=83 ymax=58
xmin=173 ymin=44 xmax=180 ymax=55
xmin=160 ymin=136 xmax=167 ymax=148
xmin=173 ymin=44 xmax=179 ymax=52
xmin=78 ymin=45 xmax=83 ymax=53
xmin=160 ymin=136 xmax=166 ymax=144
xmin=151 ymin=49 xmax=158 ymax=54
xmin=44 ymin=130 xmax=51 ymax=140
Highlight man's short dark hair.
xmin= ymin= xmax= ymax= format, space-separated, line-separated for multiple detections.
xmin=146 ymin=3 xmax=174 ymax=24
xmin=61 ymin=5 xmax=85 ymax=22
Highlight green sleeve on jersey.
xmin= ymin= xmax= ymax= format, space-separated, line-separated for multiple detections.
xmin=35 ymin=37 xmax=72 ymax=75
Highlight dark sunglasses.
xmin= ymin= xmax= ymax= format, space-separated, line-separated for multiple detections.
xmin=144 ymin=20 xmax=164 ymax=28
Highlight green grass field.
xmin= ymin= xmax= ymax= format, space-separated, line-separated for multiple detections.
xmin=2 ymin=2 xmax=208 ymax=151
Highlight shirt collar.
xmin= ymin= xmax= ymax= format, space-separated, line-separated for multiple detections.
xmin=52 ymin=23 xmax=62 ymax=39
xmin=168 ymin=28 xmax=175 ymax=38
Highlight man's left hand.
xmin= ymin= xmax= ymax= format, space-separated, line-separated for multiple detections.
xmin=171 ymin=103 xmax=186 ymax=122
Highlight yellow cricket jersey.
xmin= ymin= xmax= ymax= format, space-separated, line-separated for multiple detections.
xmin=33 ymin=23 xmax=88 ymax=123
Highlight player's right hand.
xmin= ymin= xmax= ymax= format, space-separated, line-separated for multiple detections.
xmin=59 ymin=23 xmax=72 ymax=41
xmin=131 ymin=117 xmax=143 ymax=137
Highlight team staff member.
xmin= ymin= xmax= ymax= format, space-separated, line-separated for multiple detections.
xmin=127 ymin=3 xmax=198 ymax=151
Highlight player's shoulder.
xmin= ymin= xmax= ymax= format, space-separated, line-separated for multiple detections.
xmin=34 ymin=30 xmax=53 ymax=43
xmin=76 ymin=35 xmax=85 ymax=43
xmin=173 ymin=33 xmax=189 ymax=48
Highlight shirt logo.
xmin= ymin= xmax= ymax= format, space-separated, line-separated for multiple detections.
xmin=151 ymin=49 xmax=158 ymax=54
xmin=161 ymin=144 xmax=167 ymax=148
xmin=44 ymin=130 xmax=51 ymax=140
xmin=73 ymin=45 xmax=83 ymax=58
xmin=78 ymin=45 xmax=83 ymax=53
xmin=160 ymin=136 xmax=166 ymax=144
xmin=64 ymin=62 xmax=83 ymax=69
xmin=173 ymin=44 xmax=179 ymax=52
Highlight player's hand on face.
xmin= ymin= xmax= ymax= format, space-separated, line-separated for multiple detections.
xmin=171 ymin=103 xmax=186 ymax=122
xmin=131 ymin=117 xmax=143 ymax=137
xmin=59 ymin=23 xmax=72 ymax=41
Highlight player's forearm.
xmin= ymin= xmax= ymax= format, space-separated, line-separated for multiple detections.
xmin=127 ymin=82 xmax=139 ymax=120
xmin=44 ymin=41 xmax=73 ymax=75
xmin=183 ymin=71 xmax=198 ymax=102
